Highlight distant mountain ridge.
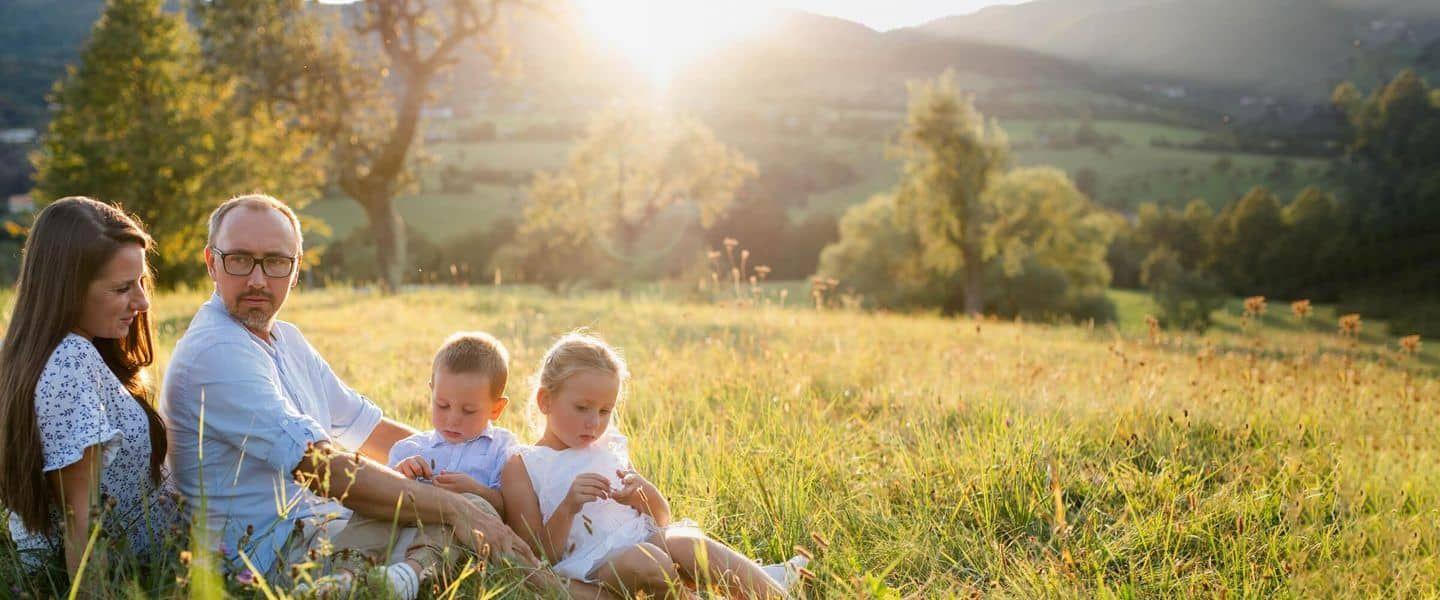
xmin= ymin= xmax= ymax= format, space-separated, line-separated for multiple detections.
xmin=2 ymin=0 xmax=1439 ymax=130
xmin=914 ymin=0 xmax=1440 ymax=102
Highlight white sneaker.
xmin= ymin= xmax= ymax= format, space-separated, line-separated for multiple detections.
xmin=761 ymin=555 xmax=809 ymax=591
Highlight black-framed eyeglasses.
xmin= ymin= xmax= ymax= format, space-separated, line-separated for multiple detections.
xmin=211 ymin=248 xmax=298 ymax=278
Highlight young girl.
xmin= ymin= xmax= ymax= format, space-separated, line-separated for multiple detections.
xmin=500 ymin=333 xmax=802 ymax=599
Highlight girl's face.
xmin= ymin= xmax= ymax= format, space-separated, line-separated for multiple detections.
xmin=538 ymin=369 xmax=620 ymax=449
xmin=74 ymin=243 xmax=150 ymax=341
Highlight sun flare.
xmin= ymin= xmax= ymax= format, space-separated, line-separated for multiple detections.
xmin=576 ymin=0 xmax=769 ymax=90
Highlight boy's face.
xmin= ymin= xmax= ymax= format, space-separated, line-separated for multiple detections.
xmin=430 ymin=367 xmax=507 ymax=443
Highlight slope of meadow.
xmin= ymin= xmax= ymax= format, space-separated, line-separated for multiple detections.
xmin=2 ymin=287 xmax=1437 ymax=598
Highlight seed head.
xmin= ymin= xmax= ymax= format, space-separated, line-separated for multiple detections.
xmin=1243 ymin=296 xmax=1267 ymax=318
xmin=1291 ymin=299 xmax=1311 ymax=319
xmin=1338 ymin=313 xmax=1362 ymax=337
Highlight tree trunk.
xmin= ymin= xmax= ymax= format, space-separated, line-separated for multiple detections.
xmin=962 ymin=242 xmax=984 ymax=317
xmin=362 ymin=192 xmax=406 ymax=294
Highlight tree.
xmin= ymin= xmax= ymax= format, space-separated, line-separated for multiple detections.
xmin=505 ymin=107 xmax=756 ymax=290
xmin=816 ymin=193 xmax=940 ymax=309
xmin=1332 ymin=69 xmax=1440 ymax=294
xmin=33 ymin=0 xmax=315 ymax=284
xmin=818 ymin=168 xmax=1116 ymax=321
xmin=982 ymin=167 xmax=1115 ymax=307
xmin=1206 ymin=186 xmax=1286 ymax=294
xmin=195 ymin=0 xmax=526 ymax=292
xmin=1269 ymin=187 xmax=1347 ymax=299
xmin=891 ymin=69 xmax=1011 ymax=316
xmin=1142 ymin=246 xmax=1225 ymax=332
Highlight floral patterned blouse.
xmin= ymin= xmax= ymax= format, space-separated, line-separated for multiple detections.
xmin=6 ymin=334 xmax=178 ymax=566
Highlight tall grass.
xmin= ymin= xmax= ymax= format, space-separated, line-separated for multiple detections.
xmin=2 ymin=286 xmax=1437 ymax=597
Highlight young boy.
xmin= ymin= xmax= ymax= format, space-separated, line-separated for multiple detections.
xmin=298 ymin=331 xmax=519 ymax=599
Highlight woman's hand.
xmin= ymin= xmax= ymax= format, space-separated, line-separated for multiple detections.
xmin=559 ymin=473 xmax=611 ymax=514
xmin=394 ymin=455 xmax=434 ymax=480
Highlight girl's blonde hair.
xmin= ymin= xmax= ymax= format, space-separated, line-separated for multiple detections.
xmin=527 ymin=331 xmax=629 ymax=435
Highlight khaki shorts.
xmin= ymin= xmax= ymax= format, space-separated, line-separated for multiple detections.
xmin=278 ymin=493 xmax=498 ymax=584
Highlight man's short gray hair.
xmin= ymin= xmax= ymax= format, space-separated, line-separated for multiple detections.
xmin=207 ymin=194 xmax=304 ymax=252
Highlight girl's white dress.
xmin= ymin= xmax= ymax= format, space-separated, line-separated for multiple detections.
xmin=519 ymin=434 xmax=691 ymax=582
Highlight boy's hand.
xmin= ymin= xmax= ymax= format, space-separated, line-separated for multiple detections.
xmin=395 ymin=455 xmax=434 ymax=480
xmin=433 ymin=471 xmax=485 ymax=495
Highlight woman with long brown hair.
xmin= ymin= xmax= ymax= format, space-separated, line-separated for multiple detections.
xmin=0 ymin=197 xmax=176 ymax=579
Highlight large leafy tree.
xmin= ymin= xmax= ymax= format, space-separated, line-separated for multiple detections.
xmin=819 ymin=167 xmax=1115 ymax=320
xmin=890 ymin=69 xmax=1011 ymax=316
xmin=194 ymin=0 xmax=526 ymax=292
xmin=505 ymin=106 xmax=756 ymax=290
xmin=33 ymin=0 xmax=315 ymax=284
xmin=1332 ymin=69 xmax=1440 ymax=293
xmin=1205 ymin=186 xmax=1286 ymax=295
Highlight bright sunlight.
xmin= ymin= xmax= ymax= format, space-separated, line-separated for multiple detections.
xmin=575 ymin=0 xmax=769 ymax=89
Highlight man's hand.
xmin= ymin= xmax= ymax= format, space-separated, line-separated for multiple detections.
xmin=433 ymin=471 xmax=485 ymax=495
xmin=451 ymin=497 xmax=538 ymax=566
xmin=394 ymin=455 xmax=434 ymax=480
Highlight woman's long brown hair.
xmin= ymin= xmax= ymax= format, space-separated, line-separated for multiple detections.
xmin=0 ymin=197 xmax=166 ymax=536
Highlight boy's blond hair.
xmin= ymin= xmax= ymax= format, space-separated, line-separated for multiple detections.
xmin=433 ymin=331 xmax=509 ymax=398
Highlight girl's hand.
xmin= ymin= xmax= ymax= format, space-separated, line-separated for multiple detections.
xmin=433 ymin=471 xmax=485 ymax=495
xmin=560 ymin=473 xmax=611 ymax=513
xmin=612 ymin=469 xmax=650 ymax=502
xmin=395 ymin=455 xmax=434 ymax=480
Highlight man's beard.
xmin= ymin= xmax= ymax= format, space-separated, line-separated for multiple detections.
xmin=230 ymin=292 xmax=276 ymax=332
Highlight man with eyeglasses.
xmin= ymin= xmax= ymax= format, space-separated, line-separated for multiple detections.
xmin=161 ymin=195 xmax=575 ymax=596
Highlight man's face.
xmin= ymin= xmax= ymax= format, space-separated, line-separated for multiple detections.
xmin=205 ymin=207 xmax=301 ymax=336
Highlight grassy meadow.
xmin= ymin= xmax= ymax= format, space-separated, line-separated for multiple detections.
xmin=2 ymin=286 xmax=1437 ymax=598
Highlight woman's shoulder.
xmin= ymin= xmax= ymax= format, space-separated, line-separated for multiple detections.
xmin=44 ymin=333 xmax=102 ymax=367
xmin=37 ymin=334 xmax=109 ymax=389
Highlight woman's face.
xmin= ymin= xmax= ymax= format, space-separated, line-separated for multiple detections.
xmin=74 ymin=243 xmax=150 ymax=341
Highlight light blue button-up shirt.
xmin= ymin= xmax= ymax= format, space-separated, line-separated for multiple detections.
xmin=386 ymin=426 xmax=518 ymax=490
xmin=161 ymin=294 xmax=382 ymax=575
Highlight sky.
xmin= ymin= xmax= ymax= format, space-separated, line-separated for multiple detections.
xmin=780 ymin=0 xmax=1032 ymax=31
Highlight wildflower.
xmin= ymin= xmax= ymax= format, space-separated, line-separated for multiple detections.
xmin=1338 ymin=313 xmax=1362 ymax=337
xmin=723 ymin=238 xmax=739 ymax=251
xmin=1243 ymin=296 xmax=1266 ymax=318
xmin=707 ymin=250 xmax=721 ymax=261
xmin=755 ymin=265 xmax=772 ymax=280
xmin=235 ymin=568 xmax=255 ymax=587
xmin=179 ymin=550 xmax=192 ymax=566
xmin=1400 ymin=334 xmax=1421 ymax=355
xmin=1291 ymin=299 xmax=1312 ymax=319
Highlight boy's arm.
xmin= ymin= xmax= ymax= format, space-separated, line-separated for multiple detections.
xmin=433 ymin=472 xmax=505 ymax=513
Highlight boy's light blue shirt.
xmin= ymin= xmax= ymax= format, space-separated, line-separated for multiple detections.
xmin=161 ymin=294 xmax=383 ymax=575
xmin=386 ymin=425 xmax=518 ymax=490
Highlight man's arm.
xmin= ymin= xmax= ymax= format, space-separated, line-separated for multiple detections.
xmin=357 ymin=418 xmax=417 ymax=463
xmin=292 ymin=441 xmax=537 ymax=565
